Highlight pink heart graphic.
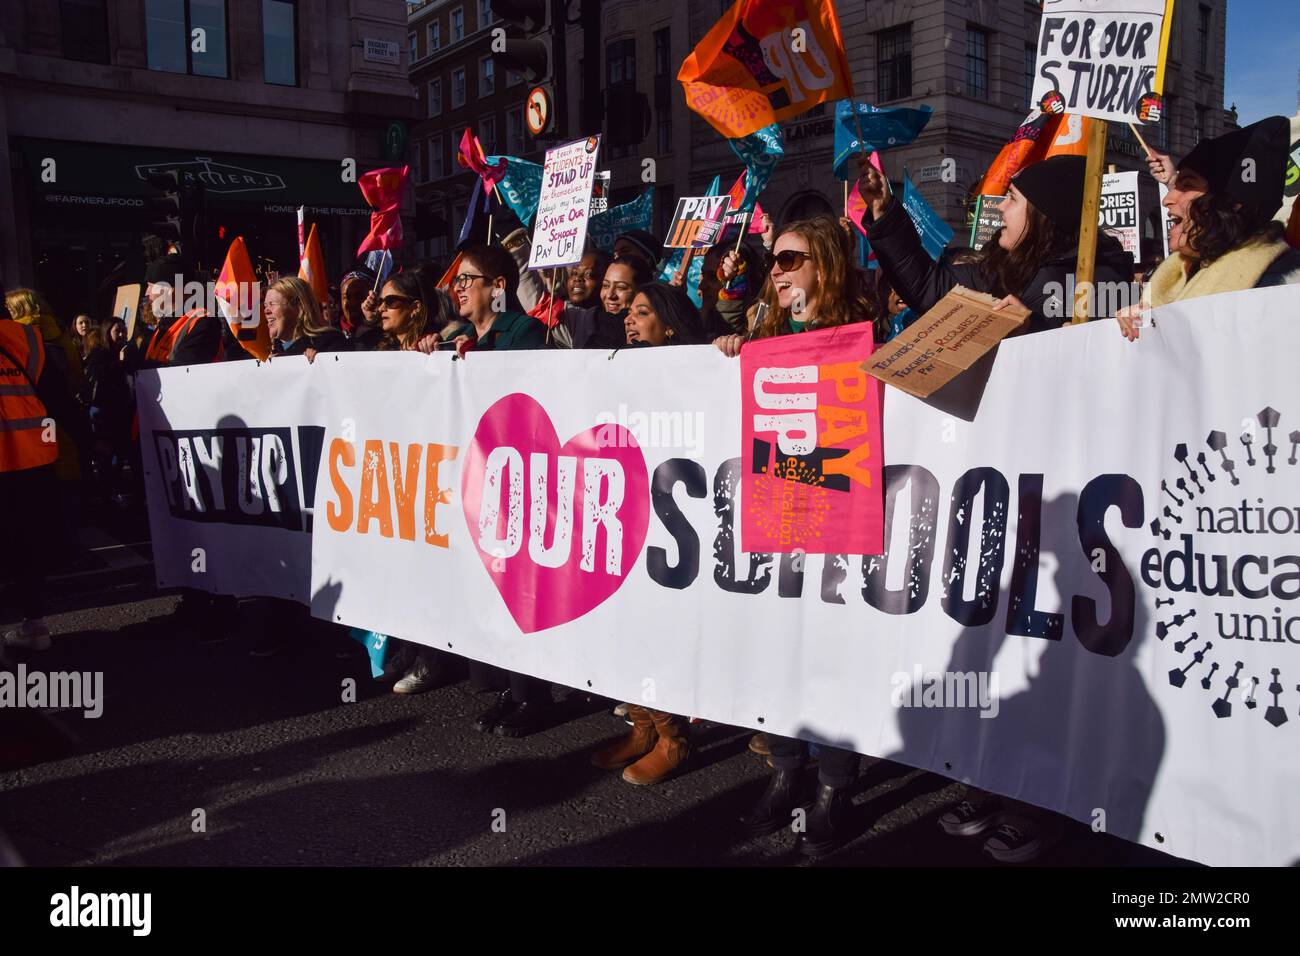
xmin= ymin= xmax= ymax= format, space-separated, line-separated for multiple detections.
xmin=461 ymin=393 xmax=649 ymax=633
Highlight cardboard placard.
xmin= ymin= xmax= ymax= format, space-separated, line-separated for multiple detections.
xmin=1100 ymin=170 xmax=1140 ymax=263
xmin=112 ymin=283 xmax=142 ymax=341
xmin=863 ymin=285 xmax=1029 ymax=398
xmin=528 ymin=135 xmax=601 ymax=270
xmin=969 ymin=194 xmax=1006 ymax=250
xmin=1030 ymin=0 xmax=1172 ymax=125
xmin=663 ymin=195 xmax=730 ymax=249
xmin=589 ymin=170 xmax=611 ymax=215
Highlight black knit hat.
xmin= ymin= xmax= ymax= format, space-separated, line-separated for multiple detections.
xmin=1178 ymin=116 xmax=1289 ymax=220
xmin=1010 ymin=155 xmax=1088 ymax=231
xmin=615 ymin=229 xmax=664 ymax=267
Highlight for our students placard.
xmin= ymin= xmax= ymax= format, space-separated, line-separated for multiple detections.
xmin=528 ymin=136 xmax=601 ymax=270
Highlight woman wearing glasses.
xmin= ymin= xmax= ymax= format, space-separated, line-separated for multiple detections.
xmin=713 ymin=215 xmax=882 ymax=857
xmin=427 ymin=245 xmax=558 ymax=736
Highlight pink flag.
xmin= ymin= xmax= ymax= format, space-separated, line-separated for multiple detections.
xmin=740 ymin=323 xmax=883 ymax=555
xmin=356 ymin=166 xmax=409 ymax=257
xmin=456 ymin=129 xmax=506 ymax=187
xmin=844 ymin=151 xmax=884 ymax=236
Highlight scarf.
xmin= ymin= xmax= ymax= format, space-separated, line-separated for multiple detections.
xmin=1149 ymin=238 xmax=1292 ymax=307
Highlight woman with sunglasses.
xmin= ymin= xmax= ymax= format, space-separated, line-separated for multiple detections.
xmin=856 ymin=154 xmax=1132 ymax=331
xmin=713 ymin=216 xmax=881 ymax=857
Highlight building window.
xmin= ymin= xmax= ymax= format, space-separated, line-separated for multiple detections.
xmin=428 ymin=78 xmax=442 ymax=117
xmin=479 ymin=115 xmax=497 ymax=154
xmin=479 ymin=0 xmax=492 ymax=28
xmin=263 ymin=0 xmax=296 ymax=86
xmin=877 ymin=25 xmax=912 ymax=101
xmin=656 ymin=103 xmax=672 ymax=153
xmin=412 ymin=138 xmax=424 ymax=184
xmin=1156 ymin=94 xmax=1175 ymax=150
xmin=409 ymin=32 xmax=417 ymax=61
xmin=61 ymin=0 xmax=110 ymax=64
xmin=480 ymin=56 xmax=494 ymax=95
xmin=1197 ymin=4 xmax=1211 ymax=71
xmin=145 ymin=0 xmax=229 ymax=77
xmin=966 ymin=28 xmax=989 ymax=97
xmin=430 ymin=135 xmax=445 ymax=179
xmin=654 ymin=27 xmax=671 ymax=76
xmin=428 ymin=21 xmax=440 ymax=51
xmin=451 ymin=8 xmax=464 ymax=42
xmin=607 ymin=38 xmax=636 ymax=86
xmin=506 ymin=106 xmax=525 ymax=155
xmin=1024 ymin=43 xmax=1035 ymax=108
xmin=1194 ymin=103 xmax=1208 ymax=143
xmin=452 ymin=66 xmax=466 ymax=107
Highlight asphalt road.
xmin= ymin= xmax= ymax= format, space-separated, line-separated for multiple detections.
xmin=0 ymin=587 xmax=1184 ymax=868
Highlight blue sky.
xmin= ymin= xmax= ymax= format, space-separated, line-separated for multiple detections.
xmin=1224 ymin=0 xmax=1299 ymax=123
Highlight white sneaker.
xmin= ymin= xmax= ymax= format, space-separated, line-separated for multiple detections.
xmin=2 ymin=619 xmax=52 ymax=651
xmin=393 ymin=654 xmax=437 ymax=695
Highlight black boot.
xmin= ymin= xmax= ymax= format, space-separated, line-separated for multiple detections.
xmin=492 ymin=699 xmax=551 ymax=738
xmin=795 ymin=782 xmax=851 ymax=857
xmin=739 ymin=768 xmax=802 ymax=837
xmin=472 ymin=690 xmax=515 ymax=733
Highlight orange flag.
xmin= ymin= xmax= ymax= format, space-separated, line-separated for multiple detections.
xmin=678 ymin=0 xmax=852 ymax=139
xmin=436 ymin=250 xmax=464 ymax=291
xmin=214 ymin=237 xmax=271 ymax=361
xmin=972 ymin=111 xmax=1095 ymax=198
xmin=298 ymin=222 xmax=329 ymax=306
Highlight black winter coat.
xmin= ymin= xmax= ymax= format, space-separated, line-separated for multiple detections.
xmin=865 ymin=199 xmax=1135 ymax=335
xmin=279 ymin=327 xmax=351 ymax=356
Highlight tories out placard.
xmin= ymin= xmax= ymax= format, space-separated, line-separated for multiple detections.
xmin=528 ymin=135 xmax=601 ymax=269
xmin=1101 ymin=170 xmax=1141 ymax=263
xmin=740 ymin=323 xmax=883 ymax=555
xmin=1031 ymin=0 xmax=1172 ymax=125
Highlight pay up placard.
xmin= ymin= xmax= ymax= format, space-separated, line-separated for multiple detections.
xmin=1031 ymin=0 xmax=1172 ymax=125
xmin=664 ymin=195 xmax=730 ymax=249
xmin=529 ymin=135 xmax=602 ymax=269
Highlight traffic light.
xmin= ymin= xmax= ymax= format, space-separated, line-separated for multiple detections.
xmin=492 ymin=0 xmax=550 ymax=83
xmin=143 ymin=170 xmax=183 ymax=242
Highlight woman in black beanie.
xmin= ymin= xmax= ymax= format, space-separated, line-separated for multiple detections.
xmin=858 ymin=154 xmax=1134 ymax=334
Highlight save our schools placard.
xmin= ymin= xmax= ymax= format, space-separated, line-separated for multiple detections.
xmin=740 ymin=323 xmax=883 ymax=555
xmin=1100 ymin=170 xmax=1140 ymax=263
xmin=1031 ymin=0 xmax=1173 ymax=125
xmin=664 ymin=195 xmax=730 ymax=249
xmin=528 ymin=135 xmax=602 ymax=269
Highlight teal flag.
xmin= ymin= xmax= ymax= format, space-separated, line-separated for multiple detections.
xmin=728 ymin=123 xmax=784 ymax=213
xmin=486 ymin=154 xmax=543 ymax=225
xmin=832 ymin=100 xmax=933 ymax=180
xmin=586 ymin=187 xmax=655 ymax=253
xmin=901 ymin=174 xmax=953 ymax=261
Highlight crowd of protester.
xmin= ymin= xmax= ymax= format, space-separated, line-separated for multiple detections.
xmin=3 ymin=118 xmax=1297 ymax=861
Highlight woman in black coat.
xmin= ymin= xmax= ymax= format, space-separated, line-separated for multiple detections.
xmin=858 ymin=154 xmax=1134 ymax=333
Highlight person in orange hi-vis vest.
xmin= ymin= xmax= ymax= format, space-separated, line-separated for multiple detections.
xmin=0 ymin=282 xmax=65 ymax=654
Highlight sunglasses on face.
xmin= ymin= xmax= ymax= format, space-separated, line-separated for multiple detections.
xmin=380 ymin=294 xmax=415 ymax=308
xmin=452 ymin=272 xmax=488 ymax=290
xmin=771 ymin=250 xmax=812 ymax=272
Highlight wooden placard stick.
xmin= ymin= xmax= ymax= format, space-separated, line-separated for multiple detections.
xmin=1072 ymin=119 xmax=1109 ymax=324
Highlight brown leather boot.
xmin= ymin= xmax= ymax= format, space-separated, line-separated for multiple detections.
xmin=622 ymin=711 xmax=690 ymax=786
xmin=590 ymin=705 xmax=657 ymax=770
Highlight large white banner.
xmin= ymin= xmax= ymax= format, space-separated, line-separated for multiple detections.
xmin=141 ymin=287 xmax=1300 ymax=867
